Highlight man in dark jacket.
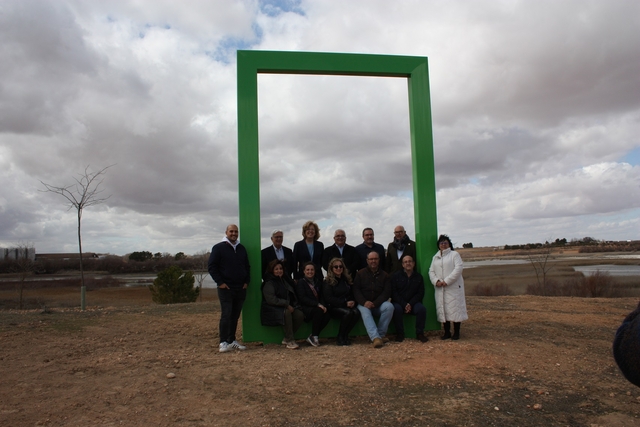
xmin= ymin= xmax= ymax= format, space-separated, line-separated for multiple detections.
xmin=353 ymin=251 xmax=394 ymax=348
xmin=386 ymin=225 xmax=417 ymax=274
xmin=261 ymin=229 xmax=295 ymax=281
xmin=208 ymin=224 xmax=250 ymax=353
xmin=391 ymin=255 xmax=427 ymax=343
xmin=322 ymin=229 xmax=359 ymax=278
xmin=355 ymin=228 xmax=386 ymax=271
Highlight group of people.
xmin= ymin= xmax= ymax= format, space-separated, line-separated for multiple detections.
xmin=208 ymin=222 xmax=468 ymax=352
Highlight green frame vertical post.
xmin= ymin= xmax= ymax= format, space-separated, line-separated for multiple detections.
xmin=237 ymin=50 xmax=438 ymax=343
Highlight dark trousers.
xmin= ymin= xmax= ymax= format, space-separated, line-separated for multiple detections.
xmin=329 ymin=307 xmax=361 ymax=337
xmin=283 ymin=308 xmax=305 ymax=340
xmin=218 ymin=287 xmax=246 ymax=344
xmin=306 ymin=306 xmax=332 ymax=336
xmin=392 ymin=302 xmax=426 ymax=334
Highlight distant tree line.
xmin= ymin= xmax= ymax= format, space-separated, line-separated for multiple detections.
xmin=0 ymin=251 xmax=209 ymax=275
xmin=502 ymin=237 xmax=639 ymax=253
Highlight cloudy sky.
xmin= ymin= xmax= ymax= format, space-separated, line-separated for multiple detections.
xmin=1 ymin=0 xmax=639 ymax=256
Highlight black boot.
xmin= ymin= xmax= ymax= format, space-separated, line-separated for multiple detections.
xmin=452 ymin=322 xmax=461 ymax=340
xmin=441 ymin=322 xmax=451 ymax=340
xmin=337 ymin=320 xmax=348 ymax=346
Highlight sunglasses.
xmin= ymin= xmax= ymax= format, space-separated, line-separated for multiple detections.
xmin=332 ymin=265 xmax=344 ymax=269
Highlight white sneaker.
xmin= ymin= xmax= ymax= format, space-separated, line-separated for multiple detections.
xmin=228 ymin=340 xmax=247 ymax=350
xmin=282 ymin=338 xmax=288 ymax=345
xmin=286 ymin=340 xmax=299 ymax=349
xmin=219 ymin=342 xmax=231 ymax=353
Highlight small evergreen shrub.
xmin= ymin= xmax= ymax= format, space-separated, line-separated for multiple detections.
xmin=149 ymin=265 xmax=199 ymax=304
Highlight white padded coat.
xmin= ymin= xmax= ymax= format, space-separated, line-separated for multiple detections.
xmin=429 ymin=248 xmax=468 ymax=323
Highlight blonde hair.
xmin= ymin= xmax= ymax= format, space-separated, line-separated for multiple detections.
xmin=325 ymin=257 xmax=352 ymax=286
xmin=301 ymin=220 xmax=320 ymax=240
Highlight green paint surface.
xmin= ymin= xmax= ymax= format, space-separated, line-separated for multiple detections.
xmin=237 ymin=50 xmax=438 ymax=343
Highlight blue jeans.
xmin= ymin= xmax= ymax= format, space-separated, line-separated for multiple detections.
xmin=357 ymin=301 xmax=394 ymax=341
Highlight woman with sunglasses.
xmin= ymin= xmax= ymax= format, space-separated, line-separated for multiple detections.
xmin=323 ymin=257 xmax=360 ymax=346
xmin=428 ymin=234 xmax=468 ymax=340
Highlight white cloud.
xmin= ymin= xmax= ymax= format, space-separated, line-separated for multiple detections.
xmin=1 ymin=0 xmax=639 ymax=256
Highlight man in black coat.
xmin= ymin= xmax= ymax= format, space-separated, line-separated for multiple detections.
xmin=614 ymin=301 xmax=640 ymax=387
xmin=208 ymin=224 xmax=250 ymax=353
xmin=261 ymin=229 xmax=295 ymax=282
xmin=354 ymin=227 xmax=386 ymax=271
xmin=322 ymin=229 xmax=359 ymax=278
xmin=386 ymin=225 xmax=417 ymax=274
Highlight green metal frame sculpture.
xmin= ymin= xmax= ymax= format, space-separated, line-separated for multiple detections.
xmin=237 ymin=50 xmax=438 ymax=343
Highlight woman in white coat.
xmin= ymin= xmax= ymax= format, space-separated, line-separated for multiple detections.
xmin=428 ymin=234 xmax=468 ymax=340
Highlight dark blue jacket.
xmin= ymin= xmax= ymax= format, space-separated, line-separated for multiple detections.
xmin=355 ymin=242 xmax=386 ymax=271
xmin=208 ymin=241 xmax=250 ymax=289
xmin=391 ymin=270 xmax=425 ymax=308
xmin=293 ymin=240 xmax=324 ymax=280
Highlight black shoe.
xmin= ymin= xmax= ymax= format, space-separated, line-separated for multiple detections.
xmin=417 ymin=333 xmax=429 ymax=343
xmin=452 ymin=333 xmax=460 ymax=340
xmin=441 ymin=331 xmax=451 ymax=340
xmin=343 ymin=337 xmax=352 ymax=346
xmin=336 ymin=336 xmax=346 ymax=346
xmin=395 ymin=333 xmax=405 ymax=342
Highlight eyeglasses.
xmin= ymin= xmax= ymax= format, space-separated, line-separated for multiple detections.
xmin=332 ymin=265 xmax=344 ymax=269
xmin=439 ymin=241 xmax=449 ymax=245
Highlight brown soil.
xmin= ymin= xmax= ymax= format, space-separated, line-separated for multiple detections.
xmin=1 ymin=285 xmax=638 ymax=427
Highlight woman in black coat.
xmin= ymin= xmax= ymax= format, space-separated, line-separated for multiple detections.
xmin=323 ymin=257 xmax=360 ymax=346
xmin=261 ymin=259 xmax=304 ymax=349
xmin=295 ymin=262 xmax=331 ymax=347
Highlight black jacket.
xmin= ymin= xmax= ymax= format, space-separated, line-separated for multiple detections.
xmin=261 ymin=245 xmax=295 ymax=280
xmin=260 ymin=274 xmax=298 ymax=326
xmin=322 ymin=243 xmax=359 ymax=278
xmin=323 ymin=276 xmax=355 ymax=310
xmin=295 ymin=277 xmax=324 ymax=320
xmin=292 ymin=240 xmax=324 ymax=280
xmin=208 ymin=241 xmax=250 ymax=289
xmin=391 ymin=270 xmax=425 ymax=308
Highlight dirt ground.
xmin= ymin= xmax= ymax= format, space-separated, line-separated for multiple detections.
xmin=1 ymin=287 xmax=639 ymax=427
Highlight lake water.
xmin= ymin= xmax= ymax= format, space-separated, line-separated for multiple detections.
xmin=572 ymin=265 xmax=640 ymax=277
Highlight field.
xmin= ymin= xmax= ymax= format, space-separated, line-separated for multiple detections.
xmin=1 ymin=250 xmax=639 ymax=426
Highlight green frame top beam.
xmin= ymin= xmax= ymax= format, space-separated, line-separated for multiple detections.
xmin=237 ymin=50 xmax=438 ymax=342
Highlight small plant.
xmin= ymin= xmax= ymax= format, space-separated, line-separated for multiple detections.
xmin=149 ymin=266 xmax=199 ymax=304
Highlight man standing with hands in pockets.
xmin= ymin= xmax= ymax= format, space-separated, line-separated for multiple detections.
xmin=208 ymin=224 xmax=250 ymax=353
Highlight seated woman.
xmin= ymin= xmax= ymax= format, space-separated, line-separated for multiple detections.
xmin=295 ymin=262 xmax=331 ymax=347
xmin=261 ymin=259 xmax=304 ymax=349
xmin=322 ymin=257 xmax=360 ymax=346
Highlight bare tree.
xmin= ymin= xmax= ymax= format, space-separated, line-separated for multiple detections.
xmin=192 ymin=249 xmax=210 ymax=302
xmin=40 ymin=165 xmax=114 ymax=310
xmin=527 ymin=244 xmax=555 ymax=296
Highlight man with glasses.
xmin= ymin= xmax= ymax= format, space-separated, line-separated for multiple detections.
xmin=322 ymin=229 xmax=359 ymax=278
xmin=355 ymin=228 xmax=386 ymax=272
xmin=353 ymin=252 xmax=394 ymax=348
xmin=261 ymin=230 xmax=295 ymax=282
xmin=386 ymin=225 xmax=417 ymax=274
